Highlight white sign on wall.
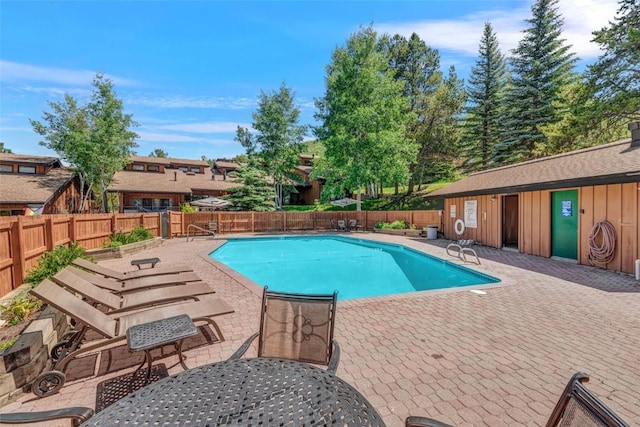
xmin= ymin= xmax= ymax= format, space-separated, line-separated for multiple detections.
xmin=450 ymin=204 xmax=457 ymax=218
xmin=464 ymin=200 xmax=478 ymax=228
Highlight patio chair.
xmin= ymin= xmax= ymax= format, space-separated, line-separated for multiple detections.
xmin=337 ymin=219 xmax=348 ymax=231
xmin=72 ymin=257 xmax=192 ymax=281
xmin=406 ymin=372 xmax=629 ymax=427
xmin=53 ymin=267 xmax=215 ymax=314
xmin=0 ymin=407 xmax=94 ymax=426
xmin=29 ymin=279 xmax=234 ymax=398
xmin=228 ymin=287 xmax=340 ymax=374
xmin=62 ymin=265 xmax=202 ymax=293
xmin=348 ymin=219 xmax=364 ymax=232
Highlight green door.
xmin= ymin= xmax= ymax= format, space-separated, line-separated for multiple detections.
xmin=551 ymin=190 xmax=578 ymax=259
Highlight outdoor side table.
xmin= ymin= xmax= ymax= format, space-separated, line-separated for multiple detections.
xmin=82 ymin=358 xmax=386 ymax=426
xmin=130 ymin=257 xmax=160 ymax=269
xmin=126 ymin=314 xmax=198 ymax=379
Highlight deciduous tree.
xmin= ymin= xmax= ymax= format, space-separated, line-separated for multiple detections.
xmin=235 ymin=83 xmax=306 ymax=209
xmin=149 ymin=148 xmax=168 ymax=157
xmin=314 ymin=26 xmax=416 ymax=210
xmin=31 ymin=73 xmax=138 ymax=212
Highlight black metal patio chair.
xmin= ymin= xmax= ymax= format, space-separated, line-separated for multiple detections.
xmin=228 ymin=286 xmax=340 ymax=374
xmin=406 ymin=372 xmax=629 ymax=427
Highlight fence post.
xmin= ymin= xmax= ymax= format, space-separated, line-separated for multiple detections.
xmin=251 ymin=212 xmax=255 ymax=233
xmin=11 ymin=216 xmax=25 ymax=287
xmin=283 ymin=211 xmax=286 ymax=232
xmin=140 ymin=213 xmax=144 ymax=229
xmin=45 ymin=216 xmax=54 ymax=251
xmin=157 ymin=212 xmax=162 ymax=237
xmin=69 ymin=216 xmax=76 ymax=243
xmin=111 ymin=213 xmax=117 ymax=233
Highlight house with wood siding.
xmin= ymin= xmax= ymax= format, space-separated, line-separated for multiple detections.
xmin=426 ymin=123 xmax=640 ymax=276
xmin=0 ymin=153 xmax=85 ymax=215
xmin=108 ymin=155 xmax=238 ymax=212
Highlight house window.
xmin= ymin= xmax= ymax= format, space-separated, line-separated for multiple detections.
xmin=132 ymin=164 xmax=144 ymax=171
xmin=178 ymin=167 xmax=188 ymax=172
xmin=147 ymin=165 xmax=159 ymax=172
xmin=190 ymin=167 xmax=200 ymax=173
xmin=0 ymin=164 xmax=12 ymax=173
xmin=18 ymin=165 xmax=36 ymax=174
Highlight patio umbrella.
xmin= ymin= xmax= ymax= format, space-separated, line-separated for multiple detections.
xmin=191 ymin=197 xmax=232 ymax=209
xmin=329 ymin=197 xmax=358 ymax=208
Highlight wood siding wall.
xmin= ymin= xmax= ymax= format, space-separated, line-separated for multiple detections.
xmin=0 ymin=213 xmax=161 ymax=296
xmin=441 ymin=181 xmax=640 ymax=275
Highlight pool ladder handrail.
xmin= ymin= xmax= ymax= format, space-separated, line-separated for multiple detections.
xmin=186 ymin=221 xmax=217 ymax=242
xmin=446 ymin=243 xmax=481 ymax=265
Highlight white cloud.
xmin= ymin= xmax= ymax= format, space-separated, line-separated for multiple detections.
xmin=375 ymin=0 xmax=618 ymax=59
xmin=136 ymin=131 xmax=236 ymax=146
xmin=0 ymin=60 xmax=137 ymax=86
xmin=156 ymin=122 xmax=250 ymax=134
xmin=7 ymin=85 xmax=91 ymax=98
xmin=127 ymin=95 xmax=256 ymax=110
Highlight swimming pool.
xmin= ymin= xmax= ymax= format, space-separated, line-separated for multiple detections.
xmin=211 ymin=236 xmax=500 ymax=300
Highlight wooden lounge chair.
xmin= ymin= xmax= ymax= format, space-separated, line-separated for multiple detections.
xmin=29 ymin=279 xmax=234 ymax=398
xmin=53 ymin=267 xmax=215 ymax=314
xmin=406 ymin=372 xmax=629 ymax=427
xmin=228 ymin=287 xmax=340 ymax=374
xmin=61 ymin=265 xmax=201 ymax=293
xmin=72 ymin=257 xmax=192 ymax=281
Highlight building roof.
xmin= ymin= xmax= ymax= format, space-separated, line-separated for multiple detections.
xmin=0 ymin=167 xmax=75 ymax=204
xmin=129 ymin=155 xmax=208 ymax=167
xmin=107 ymin=169 xmax=238 ymax=194
xmin=427 ymin=139 xmax=640 ymax=198
xmin=0 ymin=153 xmax=61 ymax=166
xmin=214 ymin=160 xmax=240 ymax=169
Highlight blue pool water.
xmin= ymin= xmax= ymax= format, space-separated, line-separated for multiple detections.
xmin=211 ymin=236 xmax=500 ymax=300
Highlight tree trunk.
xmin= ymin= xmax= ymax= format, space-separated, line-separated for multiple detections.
xmin=100 ymin=178 xmax=108 ymax=213
xmin=356 ymin=187 xmax=362 ymax=211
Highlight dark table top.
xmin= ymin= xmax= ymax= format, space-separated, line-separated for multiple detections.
xmin=126 ymin=314 xmax=198 ymax=352
xmin=82 ymin=358 xmax=386 ymax=426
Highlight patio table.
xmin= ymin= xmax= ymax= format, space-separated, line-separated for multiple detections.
xmin=82 ymin=358 xmax=386 ymax=426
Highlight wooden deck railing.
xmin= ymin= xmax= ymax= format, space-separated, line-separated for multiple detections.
xmin=0 ymin=210 xmax=441 ymax=297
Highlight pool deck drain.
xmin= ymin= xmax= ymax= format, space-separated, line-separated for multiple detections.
xmin=2 ymin=233 xmax=639 ymax=427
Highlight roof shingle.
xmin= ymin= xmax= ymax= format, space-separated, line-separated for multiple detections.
xmin=428 ymin=139 xmax=640 ymax=198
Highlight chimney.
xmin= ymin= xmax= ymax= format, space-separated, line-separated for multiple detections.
xmin=174 ymin=171 xmax=177 ymax=181
xmin=211 ymin=173 xmax=215 ymax=180
xmin=223 ymin=170 xmax=227 ymax=181
xmin=629 ymin=121 xmax=640 ymax=147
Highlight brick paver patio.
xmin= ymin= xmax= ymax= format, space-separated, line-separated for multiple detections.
xmin=2 ymin=232 xmax=639 ymax=426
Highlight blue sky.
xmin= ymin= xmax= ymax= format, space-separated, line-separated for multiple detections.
xmin=1 ymin=0 xmax=619 ymax=161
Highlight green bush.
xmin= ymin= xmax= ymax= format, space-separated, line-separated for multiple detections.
xmin=104 ymin=226 xmax=153 ymax=248
xmin=24 ymin=242 xmax=87 ymax=286
xmin=374 ymin=220 xmax=409 ymax=229
xmin=180 ymin=202 xmax=195 ymax=213
xmin=0 ymin=292 xmax=42 ymax=326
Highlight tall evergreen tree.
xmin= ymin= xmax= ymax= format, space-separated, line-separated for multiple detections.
xmin=462 ymin=22 xmax=507 ymax=172
xmin=382 ymin=33 xmax=465 ymax=191
xmin=588 ymin=0 xmax=640 ymax=122
xmin=494 ymin=0 xmax=577 ymax=165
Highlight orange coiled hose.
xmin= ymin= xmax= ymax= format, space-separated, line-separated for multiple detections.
xmin=588 ymin=220 xmax=617 ymax=265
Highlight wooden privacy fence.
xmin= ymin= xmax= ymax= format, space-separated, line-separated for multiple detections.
xmin=0 ymin=213 xmax=161 ymax=297
xmin=0 ymin=210 xmax=442 ymax=297
xmin=169 ymin=210 xmax=443 ymax=237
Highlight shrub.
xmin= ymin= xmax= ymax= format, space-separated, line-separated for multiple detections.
xmin=1 ymin=292 xmax=43 ymax=326
xmin=24 ymin=242 xmax=87 ymax=286
xmin=0 ymin=338 xmax=17 ymax=351
xmin=104 ymin=226 xmax=153 ymax=248
xmin=374 ymin=220 xmax=409 ymax=229
xmin=180 ymin=202 xmax=195 ymax=213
